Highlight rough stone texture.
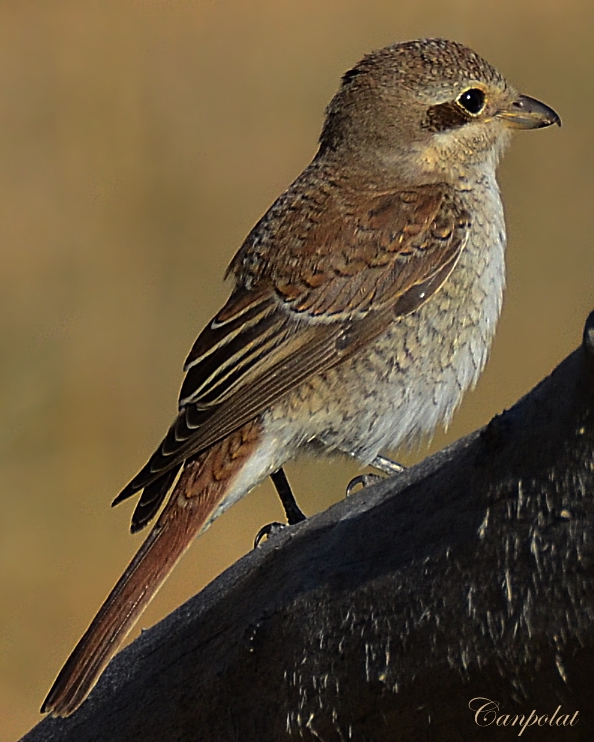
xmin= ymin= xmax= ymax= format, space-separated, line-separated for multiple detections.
xmin=22 ymin=312 xmax=594 ymax=742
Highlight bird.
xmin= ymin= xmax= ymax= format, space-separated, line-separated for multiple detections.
xmin=42 ymin=38 xmax=560 ymax=716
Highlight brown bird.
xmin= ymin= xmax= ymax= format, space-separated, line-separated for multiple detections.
xmin=42 ymin=38 xmax=560 ymax=716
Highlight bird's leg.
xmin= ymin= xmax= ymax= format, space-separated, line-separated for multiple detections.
xmin=271 ymin=468 xmax=306 ymax=524
xmin=257 ymin=455 xmax=405 ymax=546
xmin=346 ymin=454 xmax=406 ymax=497
xmin=254 ymin=467 xmax=306 ymax=547
xmin=370 ymin=454 xmax=406 ymax=475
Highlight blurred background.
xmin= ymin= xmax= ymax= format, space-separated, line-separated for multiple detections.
xmin=0 ymin=0 xmax=591 ymax=738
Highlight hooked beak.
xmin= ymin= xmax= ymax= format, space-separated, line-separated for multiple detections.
xmin=496 ymin=94 xmax=561 ymax=130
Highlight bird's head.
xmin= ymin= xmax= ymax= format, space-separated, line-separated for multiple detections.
xmin=319 ymin=38 xmax=560 ymax=182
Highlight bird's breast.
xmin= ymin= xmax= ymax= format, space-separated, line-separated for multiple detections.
xmin=265 ymin=179 xmax=506 ymax=464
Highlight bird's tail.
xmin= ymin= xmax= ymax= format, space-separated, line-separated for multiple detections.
xmin=41 ymin=419 xmax=262 ymax=717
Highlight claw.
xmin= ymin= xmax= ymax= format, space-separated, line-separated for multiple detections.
xmin=254 ymin=521 xmax=287 ymax=548
xmin=346 ymin=473 xmax=384 ymax=497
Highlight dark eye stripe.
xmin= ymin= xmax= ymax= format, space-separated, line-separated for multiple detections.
xmin=423 ymin=101 xmax=472 ymax=132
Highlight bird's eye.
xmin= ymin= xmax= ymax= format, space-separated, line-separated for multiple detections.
xmin=457 ymin=88 xmax=486 ymax=115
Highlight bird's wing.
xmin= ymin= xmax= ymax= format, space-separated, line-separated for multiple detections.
xmin=114 ymin=183 xmax=470 ymax=525
xmin=252 ymin=183 xmax=469 ymax=319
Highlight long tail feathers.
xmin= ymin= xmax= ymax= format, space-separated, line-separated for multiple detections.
xmin=42 ymin=421 xmax=261 ymax=717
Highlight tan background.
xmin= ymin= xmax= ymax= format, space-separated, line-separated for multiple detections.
xmin=1 ymin=1 xmax=591 ymax=738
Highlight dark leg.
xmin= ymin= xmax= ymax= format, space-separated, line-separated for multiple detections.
xmin=254 ymin=467 xmax=306 ymax=548
xmin=270 ymin=467 xmax=306 ymax=524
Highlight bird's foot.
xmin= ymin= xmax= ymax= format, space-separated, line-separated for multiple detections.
xmin=254 ymin=521 xmax=288 ymax=548
xmin=370 ymin=454 xmax=406 ymax=475
xmin=346 ymin=473 xmax=384 ymax=496
xmin=255 ymin=468 xmax=308 ymax=548
xmin=346 ymin=454 xmax=406 ymax=496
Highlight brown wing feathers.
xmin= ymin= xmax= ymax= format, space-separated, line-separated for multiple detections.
xmin=114 ymin=183 xmax=469 ymax=531
xmin=127 ymin=465 xmax=181 ymax=533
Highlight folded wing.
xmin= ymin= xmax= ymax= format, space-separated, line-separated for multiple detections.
xmin=114 ymin=182 xmax=470 ymax=530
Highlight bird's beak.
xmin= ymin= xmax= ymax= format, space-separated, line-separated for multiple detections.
xmin=496 ymin=94 xmax=561 ymax=130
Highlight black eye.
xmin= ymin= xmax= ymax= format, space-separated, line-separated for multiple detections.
xmin=457 ymin=88 xmax=485 ymax=115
